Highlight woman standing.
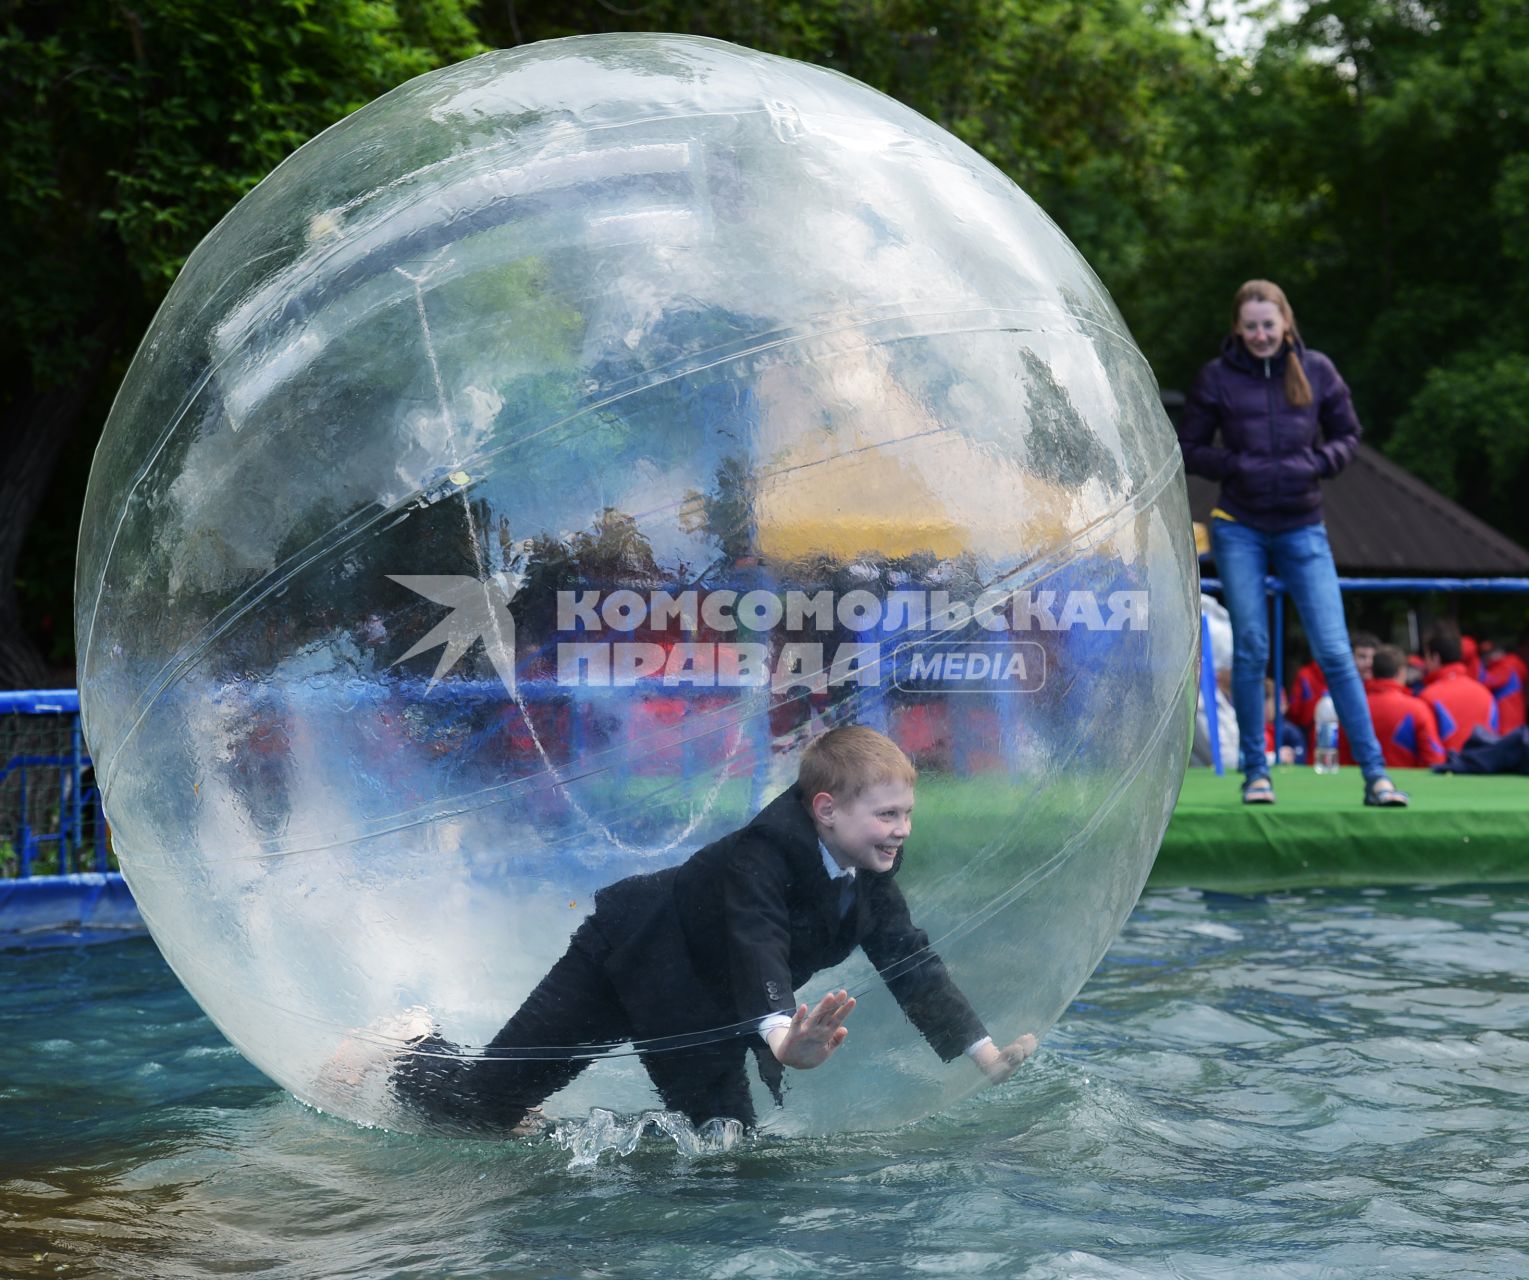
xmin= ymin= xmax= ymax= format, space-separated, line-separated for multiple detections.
xmin=1178 ymin=280 xmax=1407 ymax=806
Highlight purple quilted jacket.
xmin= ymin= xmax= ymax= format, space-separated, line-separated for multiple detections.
xmin=1177 ymin=335 xmax=1363 ymax=532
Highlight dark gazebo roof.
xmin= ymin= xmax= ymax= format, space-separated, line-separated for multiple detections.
xmin=1178 ymin=440 xmax=1529 ymax=576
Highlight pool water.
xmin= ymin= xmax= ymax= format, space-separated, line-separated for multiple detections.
xmin=5 ymin=885 xmax=1529 ymax=1279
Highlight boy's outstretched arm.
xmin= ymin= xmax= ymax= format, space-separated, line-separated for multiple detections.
xmin=766 ymin=989 xmax=856 ymax=1070
xmin=970 ymin=1033 xmax=1039 ymax=1084
xmin=321 ymin=1005 xmax=435 ymax=1087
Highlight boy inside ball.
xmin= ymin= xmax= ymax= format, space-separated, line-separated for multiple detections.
xmin=384 ymin=724 xmax=1036 ymax=1133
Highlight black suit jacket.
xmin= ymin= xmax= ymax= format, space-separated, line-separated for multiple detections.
xmin=592 ymin=786 xmax=989 ymax=1074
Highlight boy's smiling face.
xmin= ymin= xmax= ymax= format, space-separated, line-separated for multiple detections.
xmin=812 ymin=780 xmax=915 ymax=874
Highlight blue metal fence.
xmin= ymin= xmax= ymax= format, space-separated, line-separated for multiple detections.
xmin=0 ymin=689 xmax=108 ymax=879
xmin=1199 ymin=575 xmax=1529 ymax=773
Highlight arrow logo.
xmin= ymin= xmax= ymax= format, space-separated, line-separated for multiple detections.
xmin=388 ymin=574 xmax=518 ymax=694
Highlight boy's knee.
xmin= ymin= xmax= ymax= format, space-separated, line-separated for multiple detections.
xmin=643 ymin=1045 xmax=756 ymax=1129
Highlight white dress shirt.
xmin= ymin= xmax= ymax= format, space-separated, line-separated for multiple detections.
xmin=756 ymin=840 xmax=992 ymax=1060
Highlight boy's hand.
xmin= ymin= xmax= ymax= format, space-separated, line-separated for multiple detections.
xmin=768 ymin=989 xmax=856 ymax=1070
xmin=972 ymin=1033 xmax=1038 ymax=1084
xmin=321 ymin=1005 xmax=434 ymax=1087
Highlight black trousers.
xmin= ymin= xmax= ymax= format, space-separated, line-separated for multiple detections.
xmin=391 ymin=915 xmax=758 ymax=1135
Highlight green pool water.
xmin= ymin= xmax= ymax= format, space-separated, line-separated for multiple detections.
xmin=5 ymin=884 xmax=1529 ymax=1279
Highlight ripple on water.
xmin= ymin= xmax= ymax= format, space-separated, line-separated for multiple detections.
xmin=5 ymin=891 xmax=1529 ymax=1277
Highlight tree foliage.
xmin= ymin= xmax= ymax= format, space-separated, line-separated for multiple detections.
xmin=1115 ymin=0 xmax=1529 ymax=548
xmin=0 ymin=0 xmax=483 ymax=683
xmin=5 ymin=0 xmax=1527 ymax=683
xmin=480 ymin=0 xmax=1205 ymax=227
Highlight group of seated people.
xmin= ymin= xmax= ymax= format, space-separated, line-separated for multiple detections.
xmin=1282 ymin=621 xmax=1527 ymax=769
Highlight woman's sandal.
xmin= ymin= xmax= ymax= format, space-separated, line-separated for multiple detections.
xmin=1364 ymin=777 xmax=1411 ymax=808
xmin=1241 ymin=776 xmax=1276 ymax=805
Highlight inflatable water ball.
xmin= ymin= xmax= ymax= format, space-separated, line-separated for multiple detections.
xmin=76 ymin=33 xmax=1197 ymax=1139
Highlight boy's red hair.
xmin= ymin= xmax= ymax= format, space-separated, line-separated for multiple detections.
xmin=798 ymin=725 xmax=916 ymax=802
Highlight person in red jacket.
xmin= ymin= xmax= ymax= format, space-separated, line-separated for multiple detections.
xmin=1352 ymin=631 xmax=1380 ymax=681
xmin=1286 ymin=654 xmax=1326 ymax=737
xmin=1460 ymin=634 xmax=1484 ymax=682
xmin=1481 ymin=637 xmax=1527 ymax=735
xmin=1338 ymin=645 xmax=1445 ymax=768
xmin=1263 ymin=679 xmax=1306 ymax=763
xmin=1420 ymin=622 xmax=1499 ymax=751
xmin=1287 ymin=632 xmax=1375 ymax=755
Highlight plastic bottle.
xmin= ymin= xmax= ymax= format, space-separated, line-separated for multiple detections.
xmin=1313 ymin=693 xmax=1340 ymax=774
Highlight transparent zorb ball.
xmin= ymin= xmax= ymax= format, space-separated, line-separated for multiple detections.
xmin=76 ymin=34 xmax=1196 ymax=1137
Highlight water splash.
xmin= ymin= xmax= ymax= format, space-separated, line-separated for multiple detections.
xmin=550 ymin=1108 xmax=745 ymax=1168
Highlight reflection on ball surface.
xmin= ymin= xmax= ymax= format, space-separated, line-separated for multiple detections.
xmin=77 ymin=34 xmax=1196 ymax=1137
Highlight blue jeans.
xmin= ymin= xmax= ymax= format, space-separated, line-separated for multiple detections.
xmin=1210 ymin=518 xmax=1387 ymax=784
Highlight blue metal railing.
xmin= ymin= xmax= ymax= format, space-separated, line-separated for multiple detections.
xmin=0 ymin=689 xmax=108 ymax=878
xmin=1199 ymin=576 xmax=1529 ymax=774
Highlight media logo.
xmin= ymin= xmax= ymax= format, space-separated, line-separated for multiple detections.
xmin=891 ymin=641 xmax=1045 ymax=694
xmin=392 ymin=580 xmax=1143 ymax=698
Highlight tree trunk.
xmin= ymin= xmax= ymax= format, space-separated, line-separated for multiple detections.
xmin=0 ymin=313 xmax=122 ymax=691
